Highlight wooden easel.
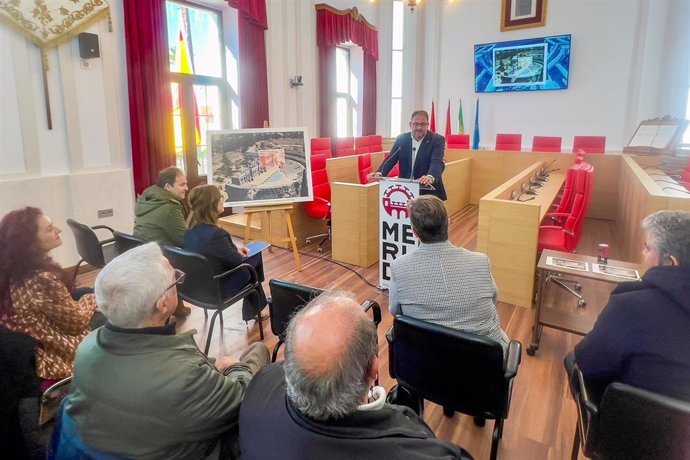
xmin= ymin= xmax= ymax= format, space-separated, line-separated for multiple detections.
xmin=243 ymin=203 xmax=302 ymax=271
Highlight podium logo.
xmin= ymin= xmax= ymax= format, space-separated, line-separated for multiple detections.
xmin=382 ymin=184 xmax=414 ymax=218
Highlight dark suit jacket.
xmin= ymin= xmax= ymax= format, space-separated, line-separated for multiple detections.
xmin=377 ymin=131 xmax=447 ymax=200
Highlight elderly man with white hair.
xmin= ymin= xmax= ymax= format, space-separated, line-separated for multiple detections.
xmin=239 ymin=291 xmax=472 ymax=460
xmin=54 ymin=242 xmax=269 ymax=459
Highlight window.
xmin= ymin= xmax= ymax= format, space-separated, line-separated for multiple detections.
xmin=166 ymin=1 xmax=229 ymax=181
xmin=390 ymin=0 xmax=404 ymax=137
xmin=681 ymin=87 xmax=690 ymax=152
xmin=335 ymin=46 xmax=360 ymax=138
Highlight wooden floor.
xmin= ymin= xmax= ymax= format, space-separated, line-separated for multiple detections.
xmin=75 ymin=207 xmax=623 ymax=460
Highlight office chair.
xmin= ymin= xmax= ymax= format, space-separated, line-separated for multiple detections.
xmin=367 ymin=135 xmax=383 ymax=152
xmin=388 ymin=315 xmax=521 ymax=460
xmin=447 ymin=134 xmax=471 ymax=149
xmin=310 ymin=137 xmax=333 ymax=157
xmin=335 ymin=137 xmax=355 ymax=156
xmin=358 ymin=153 xmax=372 ymax=184
xmin=267 ymin=279 xmax=382 ymax=362
xmin=572 ymin=136 xmax=606 ymax=154
xmin=531 ymin=136 xmax=562 ymax=152
xmin=162 ymin=246 xmax=264 ymax=354
xmin=538 ymin=164 xmax=594 ymax=306
xmin=304 ymin=154 xmax=332 ymax=252
xmin=567 ymin=365 xmax=690 ymax=460
xmin=66 ymin=219 xmax=115 ymax=283
xmin=354 ymin=136 xmax=370 ymax=154
xmin=112 ymin=231 xmax=147 ymax=256
xmin=495 ymin=133 xmax=522 ymax=151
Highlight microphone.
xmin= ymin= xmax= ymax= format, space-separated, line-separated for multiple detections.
xmin=517 ymin=195 xmax=536 ymax=202
xmin=529 ymin=177 xmax=544 ymax=188
xmin=378 ymin=145 xmax=402 ymax=175
xmin=410 ymin=146 xmax=417 ymax=180
xmin=521 ymin=182 xmax=538 ymax=195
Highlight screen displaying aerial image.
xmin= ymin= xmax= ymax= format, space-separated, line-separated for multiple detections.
xmin=208 ymin=128 xmax=313 ymax=207
xmin=475 ymin=34 xmax=571 ymax=93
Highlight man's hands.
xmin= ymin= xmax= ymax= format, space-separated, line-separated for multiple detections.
xmin=366 ymin=171 xmax=382 ymax=183
xmin=419 ymin=175 xmax=435 ymax=186
xmin=239 ymin=247 xmax=250 ymax=257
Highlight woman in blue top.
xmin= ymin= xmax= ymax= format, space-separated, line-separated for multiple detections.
xmin=184 ymin=185 xmax=267 ymax=321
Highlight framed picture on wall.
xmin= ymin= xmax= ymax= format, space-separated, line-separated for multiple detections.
xmin=501 ymin=0 xmax=548 ymax=32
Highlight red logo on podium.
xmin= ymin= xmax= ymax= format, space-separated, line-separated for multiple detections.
xmin=382 ymin=184 xmax=415 ymax=218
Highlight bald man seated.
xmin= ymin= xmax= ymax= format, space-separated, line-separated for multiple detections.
xmin=239 ymin=292 xmax=472 ymax=460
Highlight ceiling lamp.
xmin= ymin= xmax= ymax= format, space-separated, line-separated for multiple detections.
xmin=407 ymin=0 xmax=421 ymax=12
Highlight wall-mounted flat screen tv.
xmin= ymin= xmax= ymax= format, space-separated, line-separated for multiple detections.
xmin=474 ymin=34 xmax=571 ymax=93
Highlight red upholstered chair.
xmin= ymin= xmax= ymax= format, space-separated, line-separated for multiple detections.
xmin=305 ymin=154 xmax=332 ymax=252
xmin=381 ymin=151 xmax=400 ymax=178
xmin=335 ymin=137 xmax=355 ymax=156
xmin=573 ymin=136 xmax=606 ymax=154
xmin=532 ymin=136 xmax=562 ymax=153
xmin=368 ymin=135 xmax=383 ymax=152
xmin=447 ymin=134 xmax=471 ymax=149
xmin=310 ymin=137 xmax=332 ymax=157
xmin=538 ymin=164 xmax=595 ymax=306
xmin=354 ymin=136 xmax=370 ymax=155
xmin=495 ymin=133 xmax=522 ymax=151
xmin=358 ymin=153 xmax=372 ymax=185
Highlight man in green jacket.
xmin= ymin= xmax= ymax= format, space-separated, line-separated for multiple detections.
xmin=56 ymin=243 xmax=270 ymax=459
xmin=134 ymin=166 xmax=189 ymax=248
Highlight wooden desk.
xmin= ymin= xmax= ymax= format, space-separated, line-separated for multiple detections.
xmin=528 ymin=249 xmax=643 ymax=355
xmin=477 ymin=162 xmax=566 ymax=307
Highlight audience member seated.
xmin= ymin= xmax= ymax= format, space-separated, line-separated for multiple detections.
xmin=133 ymin=166 xmax=191 ymax=317
xmin=184 ymin=185 xmax=268 ymax=321
xmin=389 ymin=196 xmax=509 ymax=354
xmin=567 ymin=210 xmax=690 ymax=403
xmin=55 ymin=243 xmax=270 ymax=458
xmin=0 ymin=207 xmax=100 ymax=382
xmin=239 ymin=292 xmax=472 ymax=459
xmin=134 ymin=166 xmax=189 ymax=247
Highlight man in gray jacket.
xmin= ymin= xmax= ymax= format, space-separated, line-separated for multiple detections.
xmin=389 ymin=195 xmax=509 ymax=354
xmin=57 ymin=243 xmax=269 ymax=459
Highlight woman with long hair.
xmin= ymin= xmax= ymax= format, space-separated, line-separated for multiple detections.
xmin=0 ymin=207 xmax=98 ymax=382
xmin=184 ymin=185 xmax=268 ymax=321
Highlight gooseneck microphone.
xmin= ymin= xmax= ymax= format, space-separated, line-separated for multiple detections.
xmin=410 ymin=146 xmax=417 ymax=180
xmin=521 ymin=182 xmax=538 ymax=195
xmin=378 ymin=145 xmax=402 ymax=175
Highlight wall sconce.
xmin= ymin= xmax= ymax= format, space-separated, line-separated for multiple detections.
xmin=290 ymin=75 xmax=303 ymax=87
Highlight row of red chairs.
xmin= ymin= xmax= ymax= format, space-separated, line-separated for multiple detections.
xmin=446 ymin=134 xmax=607 ymax=154
xmin=310 ymin=136 xmax=384 ymax=158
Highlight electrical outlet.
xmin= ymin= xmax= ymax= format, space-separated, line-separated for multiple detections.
xmin=97 ymin=208 xmax=113 ymax=218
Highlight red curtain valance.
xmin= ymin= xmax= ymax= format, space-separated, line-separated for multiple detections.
xmin=316 ymin=4 xmax=378 ymax=60
xmin=227 ymin=0 xmax=267 ymax=29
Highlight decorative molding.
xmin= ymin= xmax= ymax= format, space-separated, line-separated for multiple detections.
xmin=314 ymin=4 xmax=378 ymax=31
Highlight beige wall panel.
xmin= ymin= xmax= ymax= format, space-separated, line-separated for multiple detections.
xmin=331 ymin=182 xmax=379 ymax=268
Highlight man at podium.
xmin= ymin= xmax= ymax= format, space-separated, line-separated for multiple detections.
xmin=367 ymin=110 xmax=447 ymax=200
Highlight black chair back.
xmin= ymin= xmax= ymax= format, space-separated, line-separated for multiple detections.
xmin=66 ymin=219 xmax=107 ymax=268
xmin=162 ymin=247 xmax=222 ymax=309
xmin=393 ymin=315 xmax=508 ymax=417
xmin=113 ymin=231 xmax=147 ymax=255
xmin=592 ymin=383 xmax=690 ymax=459
xmin=268 ymin=279 xmax=324 ymax=338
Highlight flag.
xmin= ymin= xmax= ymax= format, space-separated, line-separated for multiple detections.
xmin=430 ymin=100 xmax=436 ymax=132
xmin=445 ymin=99 xmax=451 ymax=139
xmin=458 ymin=99 xmax=465 ymax=134
xmin=472 ymin=99 xmax=480 ymax=150
xmin=174 ymin=25 xmax=201 ymax=146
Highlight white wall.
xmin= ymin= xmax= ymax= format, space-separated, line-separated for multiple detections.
xmin=0 ymin=1 xmax=134 ymax=266
xmin=426 ymin=0 xmax=689 ymax=150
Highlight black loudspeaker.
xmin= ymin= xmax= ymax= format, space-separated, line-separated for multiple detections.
xmin=78 ymin=32 xmax=100 ymax=59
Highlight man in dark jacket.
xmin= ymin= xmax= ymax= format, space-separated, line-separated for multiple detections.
xmin=572 ymin=210 xmax=690 ymax=403
xmin=367 ymin=110 xmax=447 ymax=200
xmin=134 ymin=166 xmax=189 ymax=248
xmin=239 ymin=291 xmax=471 ymax=460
